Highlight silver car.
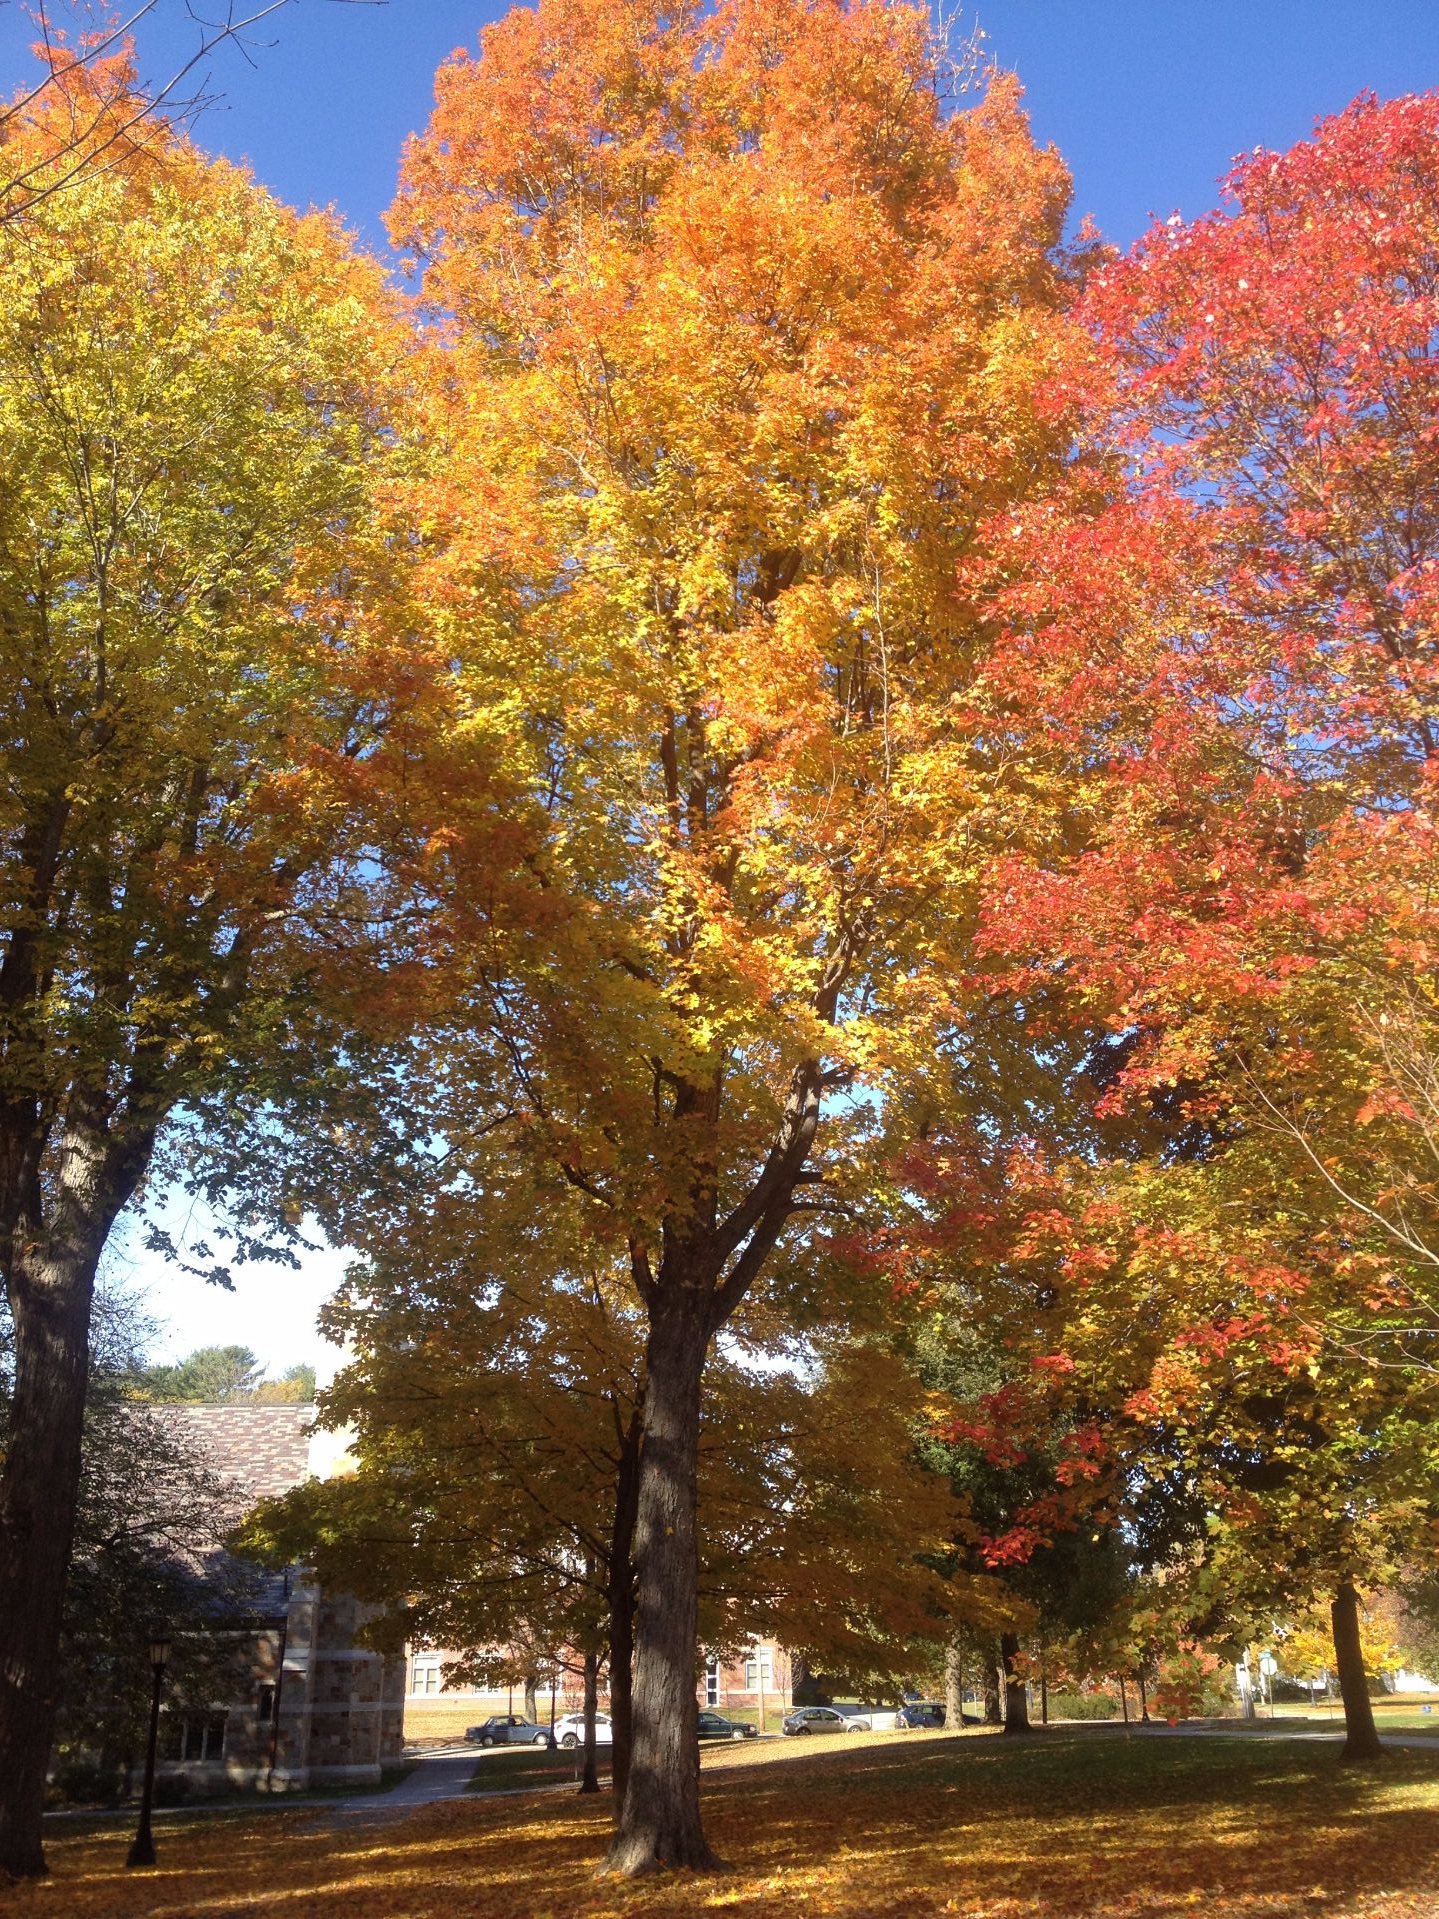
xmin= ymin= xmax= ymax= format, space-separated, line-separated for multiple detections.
xmin=781 ymin=1706 xmax=870 ymax=1735
xmin=466 ymin=1715 xmax=550 ymax=1746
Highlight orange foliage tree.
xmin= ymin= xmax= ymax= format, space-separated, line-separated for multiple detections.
xmin=388 ymin=0 xmax=1080 ymax=1873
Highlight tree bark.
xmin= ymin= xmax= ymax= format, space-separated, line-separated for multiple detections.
xmin=601 ymin=1300 xmax=717 ymax=1875
xmin=580 ymin=1648 xmax=601 ymax=1794
xmin=0 ymin=1223 xmax=107 ymax=1875
xmin=606 ymin=1408 xmax=641 ymax=1807
xmin=524 ymin=1674 xmax=540 ymax=1724
xmin=1000 ymin=1632 xmax=1031 ymax=1736
xmin=944 ymin=1634 xmax=965 ymax=1731
xmin=982 ymin=1650 xmax=1002 ymax=1727
xmin=1332 ymin=1579 xmax=1383 ymax=1764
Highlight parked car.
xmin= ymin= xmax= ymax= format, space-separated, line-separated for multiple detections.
xmin=782 ymin=1706 xmax=870 ymax=1735
xmin=697 ymin=1710 xmax=758 ymax=1741
xmin=465 ymin=1715 xmax=550 ymax=1747
xmin=555 ymin=1712 xmax=613 ymax=1749
xmin=896 ymin=1702 xmax=945 ymax=1729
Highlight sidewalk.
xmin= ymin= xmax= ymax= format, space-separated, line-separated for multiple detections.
xmin=1133 ymin=1716 xmax=1439 ymax=1751
xmin=43 ymin=1745 xmax=478 ymax=1831
xmin=321 ymin=1748 xmax=480 ymax=1826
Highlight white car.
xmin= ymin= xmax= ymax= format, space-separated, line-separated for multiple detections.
xmin=555 ymin=1711 xmax=613 ymax=1749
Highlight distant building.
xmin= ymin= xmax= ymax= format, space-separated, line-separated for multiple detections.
xmin=151 ymin=1403 xmax=405 ymax=1794
xmin=400 ymin=1637 xmax=793 ymax=1744
xmin=700 ymin=1643 xmax=794 ymax=1727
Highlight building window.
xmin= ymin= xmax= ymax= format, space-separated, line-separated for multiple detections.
xmin=744 ymin=1648 xmax=773 ymax=1693
xmin=410 ymin=1653 xmax=443 ymax=1696
xmin=705 ymin=1658 xmax=720 ymax=1707
xmin=257 ymin=1684 xmax=277 ymax=1724
xmin=166 ymin=1714 xmax=227 ymax=1763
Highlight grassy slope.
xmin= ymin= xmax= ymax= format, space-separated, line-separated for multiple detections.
xmin=8 ymin=1725 xmax=1439 ymax=1917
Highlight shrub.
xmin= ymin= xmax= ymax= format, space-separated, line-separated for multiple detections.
xmin=1048 ymin=1690 xmax=1120 ymax=1721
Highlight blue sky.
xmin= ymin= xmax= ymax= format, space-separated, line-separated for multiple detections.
xmin=5 ymin=0 xmax=1437 ymax=1373
xmin=5 ymin=1 xmax=1439 ymax=258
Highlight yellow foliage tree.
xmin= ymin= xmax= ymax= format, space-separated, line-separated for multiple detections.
xmin=0 ymin=82 xmax=410 ymax=1876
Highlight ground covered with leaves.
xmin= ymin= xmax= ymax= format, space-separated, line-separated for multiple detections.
xmin=7 ymin=1727 xmax=1439 ymax=1917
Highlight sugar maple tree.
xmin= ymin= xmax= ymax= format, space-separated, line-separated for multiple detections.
xmin=390 ymin=0 xmax=1079 ymax=1873
xmin=0 ymin=83 xmax=410 ymax=1876
xmin=972 ymin=91 xmax=1439 ymax=1763
xmin=237 ymin=1152 xmax=970 ymax=1804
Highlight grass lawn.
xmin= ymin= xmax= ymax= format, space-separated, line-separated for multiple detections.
xmin=1282 ymin=1705 xmax=1439 ymax=1736
xmin=468 ymin=1746 xmax=613 ymax=1792
xmin=6 ymin=1725 xmax=1439 ymax=1917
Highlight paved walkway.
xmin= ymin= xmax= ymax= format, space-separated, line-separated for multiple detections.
xmin=42 ymin=1746 xmax=484 ymax=1833
xmin=321 ymin=1747 xmax=481 ymax=1826
xmin=1128 ymin=1716 xmax=1439 ymax=1751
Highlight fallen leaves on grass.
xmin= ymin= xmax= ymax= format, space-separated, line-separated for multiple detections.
xmin=6 ymin=1729 xmax=1439 ymax=1918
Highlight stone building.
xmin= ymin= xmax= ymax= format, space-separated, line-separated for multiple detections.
xmin=153 ymin=1403 xmax=405 ymax=1794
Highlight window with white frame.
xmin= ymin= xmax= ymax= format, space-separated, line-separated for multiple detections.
xmin=744 ymin=1647 xmax=773 ymax=1692
xmin=163 ymin=1713 xmax=227 ymax=1762
xmin=705 ymin=1657 xmax=720 ymax=1706
xmin=410 ymin=1653 xmax=443 ymax=1695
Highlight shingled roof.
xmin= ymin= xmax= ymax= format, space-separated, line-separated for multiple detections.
xmin=154 ymin=1402 xmax=316 ymax=1502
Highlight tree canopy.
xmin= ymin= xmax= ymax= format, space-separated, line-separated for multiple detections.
xmin=5 ymin=5 xmax=1439 ymax=1888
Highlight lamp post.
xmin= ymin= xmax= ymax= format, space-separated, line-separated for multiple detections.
xmin=548 ymin=1668 xmax=558 ymax=1750
xmin=126 ymin=1631 xmax=171 ymax=1870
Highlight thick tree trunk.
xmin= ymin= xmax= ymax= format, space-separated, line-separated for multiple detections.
xmin=601 ymin=1304 xmax=716 ymax=1876
xmin=524 ymin=1675 xmax=540 ymax=1724
xmin=944 ymin=1635 xmax=965 ymax=1731
xmin=1332 ymin=1580 xmax=1383 ymax=1764
xmin=580 ymin=1649 xmax=601 ymax=1794
xmin=1000 ymin=1632 xmax=1031 ymax=1736
xmin=607 ymin=1412 xmax=641 ymax=1807
xmin=0 ymin=1233 xmax=103 ymax=1878
xmin=982 ymin=1652 xmax=1002 ymax=1727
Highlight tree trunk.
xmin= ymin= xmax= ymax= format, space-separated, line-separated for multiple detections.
xmin=0 ymin=1229 xmax=105 ymax=1877
xmin=601 ymin=1303 xmax=717 ymax=1875
xmin=1000 ymin=1632 xmax=1031 ymax=1736
xmin=982 ymin=1650 xmax=1002 ymax=1727
xmin=580 ymin=1648 xmax=601 ymax=1794
xmin=607 ymin=1409 xmax=641 ymax=1808
xmin=524 ymin=1675 xmax=539 ymax=1724
xmin=1332 ymin=1579 xmax=1383 ymax=1764
xmin=944 ymin=1635 xmax=965 ymax=1731
xmin=1138 ymin=1670 xmax=1150 ymax=1724
xmin=1040 ymin=1655 xmax=1048 ymax=1727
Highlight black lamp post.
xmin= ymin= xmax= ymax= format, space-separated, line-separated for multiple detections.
xmin=547 ymin=1668 xmax=558 ymax=1750
xmin=126 ymin=1631 xmax=170 ymax=1870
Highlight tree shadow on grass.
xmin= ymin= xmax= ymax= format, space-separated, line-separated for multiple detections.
xmin=12 ymin=1731 xmax=1439 ymax=1917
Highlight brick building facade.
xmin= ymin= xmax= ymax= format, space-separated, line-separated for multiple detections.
xmin=401 ymin=1639 xmax=793 ymax=1744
